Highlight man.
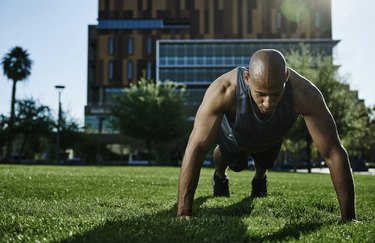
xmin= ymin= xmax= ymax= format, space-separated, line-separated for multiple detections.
xmin=177 ymin=49 xmax=356 ymax=220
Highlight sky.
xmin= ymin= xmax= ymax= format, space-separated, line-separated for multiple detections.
xmin=0 ymin=0 xmax=374 ymax=126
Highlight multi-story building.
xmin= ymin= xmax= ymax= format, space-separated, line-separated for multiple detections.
xmin=85 ymin=0 xmax=338 ymax=134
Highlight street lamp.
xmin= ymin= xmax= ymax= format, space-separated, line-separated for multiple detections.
xmin=96 ymin=116 xmax=105 ymax=163
xmin=55 ymin=85 xmax=65 ymax=163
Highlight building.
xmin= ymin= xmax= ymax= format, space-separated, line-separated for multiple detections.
xmin=85 ymin=0 xmax=338 ymax=133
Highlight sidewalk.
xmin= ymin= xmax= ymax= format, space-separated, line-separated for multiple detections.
xmin=296 ymin=168 xmax=375 ymax=175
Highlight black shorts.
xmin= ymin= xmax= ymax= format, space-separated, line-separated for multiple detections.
xmin=218 ymin=128 xmax=282 ymax=172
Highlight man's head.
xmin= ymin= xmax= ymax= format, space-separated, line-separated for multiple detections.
xmin=244 ymin=49 xmax=290 ymax=116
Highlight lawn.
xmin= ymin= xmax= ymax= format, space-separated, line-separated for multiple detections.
xmin=0 ymin=165 xmax=374 ymax=242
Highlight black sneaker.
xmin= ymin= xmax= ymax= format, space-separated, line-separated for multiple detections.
xmin=251 ymin=175 xmax=267 ymax=197
xmin=212 ymin=173 xmax=230 ymax=197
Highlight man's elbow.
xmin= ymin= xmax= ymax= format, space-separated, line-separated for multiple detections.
xmin=323 ymin=145 xmax=349 ymax=167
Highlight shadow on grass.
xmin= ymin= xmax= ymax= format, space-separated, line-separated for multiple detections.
xmin=63 ymin=196 xmax=327 ymax=242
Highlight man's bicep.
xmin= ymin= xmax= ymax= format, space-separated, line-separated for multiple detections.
xmin=303 ymin=101 xmax=342 ymax=159
xmin=189 ymin=101 xmax=223 ymax=151
xmin=187 ymin=82 xmax=226 ymax=153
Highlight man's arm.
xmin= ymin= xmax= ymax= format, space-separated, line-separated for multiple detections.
xmin=177 ymin=79 xmax=231 ymax=217
xmin=294 ymin=72 xmax=356 ymax=220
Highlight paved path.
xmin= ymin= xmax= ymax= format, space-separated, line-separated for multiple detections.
xmin=296 ymin=168 xmax=375 ymax=175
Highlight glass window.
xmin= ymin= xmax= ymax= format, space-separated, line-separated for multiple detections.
xmin=167 ymin=57 xmax=175 ymax=66
xmin=206 ymin=45 xmax=214 ymax=56
xmin=127 ymin=61 xmax=133 ymax=80
xmin=147 ymin=37 xmax=152 ymax=54
xmin=187 ymin=57 xmax=195 ymax=65
xmin=108 ymin=37 xmax=114 ymax=55
xmin=177 ymin=58 xmax=185 ymax=65
xmin=276 ymin=12 xmax=282 ymax=30
xmin=147 ymin=62 xmax=152 ymax=79
xmin=206 ymin=57 xmax=214 ymax=65
xmin=215 ymin=57 xmax=223 ymax=65
xmin=128 ymin=37 xmax=133 ymax=55
xmin=234 ymin=57 xmax=242 ymax=65
xmin=108 ymin=61 xmax=114 ymax=81
xmin=315 ymin=11 xmax=321 ymax=29
xmin=159 ymin=57 xmax=166 ymax=66
xmin=104 ymin=88 xmax=123 ymax=104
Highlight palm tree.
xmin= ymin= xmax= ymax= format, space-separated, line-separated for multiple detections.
xmin=1 ymin=46 xmax=33 ymax=161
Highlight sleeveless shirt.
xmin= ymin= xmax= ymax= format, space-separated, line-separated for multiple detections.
xmin=220 ymin=67 xmax=298 ymax=153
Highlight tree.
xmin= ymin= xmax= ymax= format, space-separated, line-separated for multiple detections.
xmin=284 ymin=45 xmax=372 ymax=171
xmin=59 ymin=112 xmax=83 ymax=152
xmin=12 ymin=98 xmax=54 ymax=160
xmin=110 ymin=77 xmax=188 ymax=163
xmin=1 ymin=46 xmax=33 ymax=161
xmin=0 ymin=115 xmax=8 ymax=160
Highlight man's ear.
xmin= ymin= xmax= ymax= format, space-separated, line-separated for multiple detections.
xmin=243 ymin=70 xmax=251 ymax=85
xmin=285 ymin=68 xmax=290 ymax=82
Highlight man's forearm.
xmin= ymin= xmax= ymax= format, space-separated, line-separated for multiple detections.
xmin=327 ymin=150 xmax=356 ymax=220
xmin=177 ymin=153 xmax=204 ymax=216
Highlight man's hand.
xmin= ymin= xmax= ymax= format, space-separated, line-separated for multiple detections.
xmin=177 ymin=215 xmax=192 ymax=220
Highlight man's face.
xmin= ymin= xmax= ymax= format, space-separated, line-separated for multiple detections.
xmin=244 ymin=70 xmax=287 ymax=115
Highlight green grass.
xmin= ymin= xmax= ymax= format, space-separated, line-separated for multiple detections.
xmin=0 ymin=165 xmax=374 ymax=242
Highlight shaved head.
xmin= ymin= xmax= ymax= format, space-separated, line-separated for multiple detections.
xmin=245 ymin=49 xmax=289 ymax=116
xmin=249 ymin=49 xmax=287 ymax=87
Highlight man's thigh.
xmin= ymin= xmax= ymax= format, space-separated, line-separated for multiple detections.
xmin=251 ymin=141 xmax=283 ymax=170
xmin=218 ymin=129 xmax=249 ymax=172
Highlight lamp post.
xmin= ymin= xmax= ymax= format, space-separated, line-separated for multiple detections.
xmin=96 ymin=116 xmax=105 ymax=163
xmin=55 ymin=85 xmax=65 ymax=163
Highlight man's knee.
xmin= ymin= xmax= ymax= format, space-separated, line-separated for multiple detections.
xmin=214 ymin=145 xmax=248 ymax=172
xmin=229 ymin=159 xmax=248 ymax=172
xmin=228 ymin=153 xmax=248 ymax=172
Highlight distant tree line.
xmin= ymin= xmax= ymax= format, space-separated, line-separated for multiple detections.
xmin=1 ymin=45 xmax=374 ymax=165
xmin=282 ymin=45 xmax=375 ymax=171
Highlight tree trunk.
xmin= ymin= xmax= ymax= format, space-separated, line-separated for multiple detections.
xmin=19 ymin=133 xmax=28 ymax=161
xmin=5 ymin=80 xmax=17 ymax=162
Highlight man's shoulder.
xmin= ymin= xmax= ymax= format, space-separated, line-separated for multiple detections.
xmin=288 ymin=68 xmax=324 ymax=115
xmin=203 ymin=68 xmax=238 ymax=112
xmin=213 ymin=67 xmax=238 ymax=92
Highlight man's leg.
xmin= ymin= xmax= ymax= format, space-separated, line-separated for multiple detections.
xmin=250 ymin=141 xmax=283 ymax=197
xmin=253 ymin=162 xmax=267 ymax=179
xmin=212 ymin=145 xmax=230 ymax=197
xmin=213 ymin=145 xmax=228 ymax=178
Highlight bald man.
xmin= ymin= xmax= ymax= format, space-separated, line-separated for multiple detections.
xmin=177 ymin=49 xmax=356 ymax=220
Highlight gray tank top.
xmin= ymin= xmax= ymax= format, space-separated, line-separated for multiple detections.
xmin=220 ymin=67 xmax=298 ymax=153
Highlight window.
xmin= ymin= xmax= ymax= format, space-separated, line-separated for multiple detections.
xmin=147 ymin=37 xmax=152 ymax=54
xmin=104 ymin=88 xmax=122 ymax=104
xmin=315 ymin=11 xmax=321 ymax=29
xmin=147 ymin=62 xmax=152 ymax=79
xmin=108 ymin=61 xmax=114 ymax=81
xmin=108 ymin=37 xmax=114 ymax=55
xmin=127 ymin=61 xmax=133 ymax=80
xmin=128 ymin=37 xmax=133 ymax=55
xmin=276 ymin=12 xmax=282 ymax=30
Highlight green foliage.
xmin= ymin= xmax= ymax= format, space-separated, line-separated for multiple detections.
xmin=0 ymin=98 xmax=85 ymax=162
xmin=1 ymin=46 xmax=33 ymax=161
xmin=1 ymin=46 xmax=32 ymax=83
xmin=58 ymin=111 xmax=83 ymax=151
xmin=12 ymin=98 xmax=54 ymax=159
xmin=0 ymin=115 xmax=7 ymax=151
xmin=0 ymin=165 xmax=374 ymax=242
xmin=285 ymin=45 xmax=372 ymax=161
xmin=110 ymin=77 xmax=188 ymax=161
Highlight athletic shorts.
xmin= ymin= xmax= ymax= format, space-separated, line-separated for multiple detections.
xmin=218 ymin=126 xmax=282 ymax=172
